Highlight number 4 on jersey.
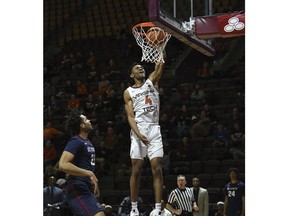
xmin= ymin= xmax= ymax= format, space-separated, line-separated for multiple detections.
xmin=145 ymin=95 xmax=152 ymax=105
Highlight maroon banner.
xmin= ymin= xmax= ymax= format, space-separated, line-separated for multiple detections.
xmin=195 ymin=12 xmax=245 ymax=39
xmin=195 ymin=15 xmax=221 ymax=39
xmin=217 ymin=13 xmax=245 ymax=38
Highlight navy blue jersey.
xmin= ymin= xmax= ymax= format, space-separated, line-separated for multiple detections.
xmin=64 ymin=136 xmax=96 ymax=184
xmin=64 ymin=136 xmax=102 ymax=215
xmin=224 ymin=181 xmax=245 ymax=216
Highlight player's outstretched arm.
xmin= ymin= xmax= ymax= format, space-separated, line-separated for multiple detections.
xmin=59 ymin=151 xmax=99 ymax=195
xmin=149 ymin=49 xmax=166 ymax=84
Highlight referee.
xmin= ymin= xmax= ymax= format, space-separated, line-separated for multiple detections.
xmin=166 ymin=175 xmax=199 ymax=216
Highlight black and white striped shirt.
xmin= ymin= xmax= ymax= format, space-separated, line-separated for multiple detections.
xmin=167 ymin=187 xmax=195 ymax=212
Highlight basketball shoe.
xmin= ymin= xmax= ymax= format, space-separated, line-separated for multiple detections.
xmin=149 ymin=209 xmax=162 ymax=216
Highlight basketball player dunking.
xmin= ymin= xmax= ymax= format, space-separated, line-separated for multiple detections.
xmin=123 ymin=50 xmax=166 ymax=216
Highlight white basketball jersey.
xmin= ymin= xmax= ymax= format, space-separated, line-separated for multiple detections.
xmin=127 ymin=79 xmax=160 ymax=124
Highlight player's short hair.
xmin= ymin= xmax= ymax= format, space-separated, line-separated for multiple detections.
xmin=128 ymin=62 xmax=140 ymax=75
xmin=227 ymin=167 xmax=240 ymax=178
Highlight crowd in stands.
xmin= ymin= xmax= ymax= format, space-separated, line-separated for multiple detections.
xmin=43 ymin=37 xmax=245 ymax=215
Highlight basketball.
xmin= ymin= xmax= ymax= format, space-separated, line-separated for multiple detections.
xmin=146 ymin=27 xmax=166 ymax=47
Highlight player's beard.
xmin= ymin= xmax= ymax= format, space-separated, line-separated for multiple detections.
xmin=84 ymin=123 xmax=93 ymax=133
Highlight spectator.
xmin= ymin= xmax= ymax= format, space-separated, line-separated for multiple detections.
xmin=84 ymin=93 xmax=97 ymax=114
xmin=176 ymin=119 xmax=190 ymax=138
xmin=88 ymin=110 xmax=100 ymax=126
xmin=143 ymin=205 xmax=154 ymax=216
xmin=43 ymin=176 xmax=66 ymax=216
xmin=118 ymin=196 xmax=143 ymax=216
xmin=67 ymin=94 xmax=81 ymax=111
xmin=44 ymin=139 xmax=57 ymax=167
xmin=97 ymin=74 xmax=111 ymax=96
xmin=104 ymin=205 xmax=117 ymax=216
xmin=87 ymin=70 xmax=100 ymax=83
xmin=191 ymin=177 xmax=209 ymax=216
xmin=160 ymin=104 xmax=177 ymax=136
xmin=175 ymin=104 xmax=191 ymax=138
xmin=103 ymin=83 xmax=117 ymax=113
xmin=169 ymin=88 xmax=181 ymax=105
xmin=212 ymin=122 xmax=230 ymax=159
xmin=190 ymin=110 xmax=212 ymax=137
xmin=44 ymin=121 xmax=64 ymax=141
xmin=86 ymin=51 xmax=97 ymax=70
xmin=95 ymin=141 xmax=111 ymax=173
xmin=103 ymin=126 xmax=119 ymax=150
xmin=100 ymin=203 xmax=106 ymax=210
xmin=230 ymin=107 xmax=245 ymax=129
xmin=162 ymin=185 xmax=170 ymax=203
xmin=190 ymin=83 xmax=206 ymax=106
xmin=175 ymin=136 xmax=192 ymax=162
xmin=60 ymin=54 xmax=71 ymax=70
xmin=162 ymin=140 xmax=171 ymax=176
xmin=215 ymin=201 xmax=224 ymax=216
xmin=107 ymin=58 xmax=121 ymax=80
xmin=44 ymin=165 xmax=60 ymax=187
xmin=117 ymin=160 xmax=132 ymax=177
xmin=56 ymin=177 xmax=67 ymax=192
xmin=202 ymin=104 xmax=217 ymax=124
xmin=229 ymin=122 xmax=245 ymax=159
xmin=91 ymin=128 xmax=104 ymax=148
xmin=197 ymin=61 xmax=211 ymax=79
xmin=92 ymin=94 xmax=105 ymax=113
xmin=178 ymin=84 xmax=192 ymax=106
xmin=76 ymin=79 xmax=89 ymax=97
xmin=72 ymin=51 xmax=84 ymax=71
xmin=223 ymin=168 xmax=245 ymax=216
xmin=178 ymin=104 xmax=192 ymax=123
xmin=115 ymin=82 xmax=128 ymax=103
xmin=64 ymin=79 xmax=77 ymax=95
xmin=69 ymin=53 xmax=76 ymax=68
xmin=44 ymin=82 xmax=57 ymax=100
xmin=105 ymin=83 xmax=116 ymax=100
xmin=47 ymin=95 xmax=61 ymax=116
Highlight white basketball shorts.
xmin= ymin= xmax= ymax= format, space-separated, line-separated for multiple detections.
xmin=130 ymin=124 xmax=163 ymax=160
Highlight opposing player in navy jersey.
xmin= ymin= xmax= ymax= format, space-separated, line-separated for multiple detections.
xmin=223 ymin=168 xmax=245 ymax=216
xmin=59 ymin=108 xmax=104 ymax=216
xmin=123 ymin=50 xmax=166 ymax=216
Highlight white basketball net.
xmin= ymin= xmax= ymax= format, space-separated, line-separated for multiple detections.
xmin=132 ymin=23 xmax=171 ymax=63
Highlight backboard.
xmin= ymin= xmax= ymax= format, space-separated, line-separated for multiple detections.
xmin=148 ymin=0 xmax=216 ymax=56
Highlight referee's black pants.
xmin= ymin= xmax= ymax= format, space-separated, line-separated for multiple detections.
xmin=181 ymin=210 xmax=193 ymax=216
